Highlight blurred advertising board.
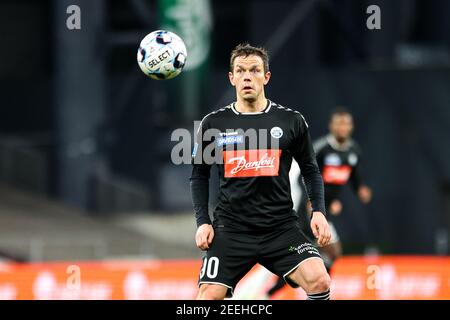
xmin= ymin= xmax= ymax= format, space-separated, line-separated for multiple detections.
xmin=0 ymin=256 xmax=448 ymax=300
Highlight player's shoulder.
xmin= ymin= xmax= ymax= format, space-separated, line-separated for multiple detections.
xmin=270 ymin=100 xmax=309 ymax=126
xmin=313 ymin=135 xmax=330 ymax=153
xmin=199 ymin=103 xmax=235 ymax=126
xmin=348 ymin=138 xmax=362 ymax=154
xmin=270 ymin=100 xmax=303 ymax=116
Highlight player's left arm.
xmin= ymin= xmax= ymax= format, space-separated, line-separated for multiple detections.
xmin=349 ymin=147 xmax=372 ymax=204
xmin=292 ymin=114 xmax=330 ymax=247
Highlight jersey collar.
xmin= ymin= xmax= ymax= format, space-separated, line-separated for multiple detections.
xmin=326 ymin=134 xmax=353 ymax=151
xmin=231 ymin=99 xmax=273 ymax=115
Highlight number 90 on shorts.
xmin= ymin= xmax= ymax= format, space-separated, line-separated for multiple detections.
xmin=199 ymin=257 xmax=220 ymax=279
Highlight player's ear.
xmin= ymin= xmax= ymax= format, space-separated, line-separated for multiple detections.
xmin=229 ymin=72 xmax=236 ymax=86
xmin=264 ymin=71 xmax=271 ymax=85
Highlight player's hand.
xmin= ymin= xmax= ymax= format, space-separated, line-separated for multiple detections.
xmin=329 ymin=199 xmax=343 ymax=216
xmin=358 ymin=185 xmax=372 ymax=204
xmin=195 ymin=224 xmax=214 ymax=251
xmin=310 ymin=212 xmax=331 ymax=247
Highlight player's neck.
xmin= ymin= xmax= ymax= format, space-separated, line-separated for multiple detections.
xmin=329 ymin=134 xmax=350 ymax=149
xmin=235 ymin=97 xmax=268 ymax=113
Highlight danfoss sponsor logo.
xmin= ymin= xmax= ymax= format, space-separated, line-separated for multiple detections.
xmin=322 ymin=165 xmax=352 ymax=184
xmin=224 ymin=149 xmax=281 ymax=178
xmin=228 ymin=153 xmax=275 ymax=174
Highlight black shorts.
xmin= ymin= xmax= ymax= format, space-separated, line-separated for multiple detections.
xmin=197 ymin=223 xmax=323 ymax=298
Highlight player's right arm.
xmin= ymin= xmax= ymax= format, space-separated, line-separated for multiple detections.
xmin=312 ymin=136 xmax=327 ymax=170
xmin=190 ymin=116 xmax=214 ymax=250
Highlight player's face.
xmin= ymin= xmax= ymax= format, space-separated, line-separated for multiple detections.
xmin=228 ymin=55 xmax=271 ymax=102
xmin=329 ymin=114 xmax=353 ymax=142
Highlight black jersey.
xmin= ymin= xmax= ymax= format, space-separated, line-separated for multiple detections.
xmin=190 ymin=99 xmax=326 ymax=232
xmin=313 ymin=134 xmax=363 ymax=209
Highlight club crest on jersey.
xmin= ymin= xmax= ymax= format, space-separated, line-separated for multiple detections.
xmin=348 ymin=153 xmax=358 ymax=166
xmin=270 ymin=127 xmax=283 ymax=139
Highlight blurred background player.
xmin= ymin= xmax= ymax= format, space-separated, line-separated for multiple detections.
xmin=311 ymin=107 xmax=372 ymax=272
xmin=266 ymin=107 xmax=372 ymax=298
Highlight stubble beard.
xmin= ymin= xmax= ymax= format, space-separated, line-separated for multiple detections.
xmin=241 ymin=90 xmax=258 ymax=103
xmin=243 ymin=95 xmax=256 ymax=103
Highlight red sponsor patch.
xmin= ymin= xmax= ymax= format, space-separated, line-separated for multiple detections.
xmin=224 ymin=149 xmax=281 ymax=178
xmin=322 ymin=165 xmax=352 ymax=184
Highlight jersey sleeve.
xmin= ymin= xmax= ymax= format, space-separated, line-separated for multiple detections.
xmin=291 ymin=114 xmax=327 ymax=215
xmin=190 ymin=116 xmax=213 ymax=227
xmin=312 ymin=138 xmax=327 ymax=172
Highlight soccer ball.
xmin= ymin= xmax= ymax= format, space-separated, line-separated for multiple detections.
xmin=137 ymin=30 xmax=187 ymax=80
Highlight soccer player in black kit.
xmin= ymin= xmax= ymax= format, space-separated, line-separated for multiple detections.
xmin=312 ymin=109 xmax=372 ymax=269
xmin=266 ymin=108 xmax=373 ymax=298
xmin=190 ymin=43 xmax=331 ymax=300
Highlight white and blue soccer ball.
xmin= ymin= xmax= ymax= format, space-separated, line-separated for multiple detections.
xmin=137 ymin=30 xmax=187 ymax=80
